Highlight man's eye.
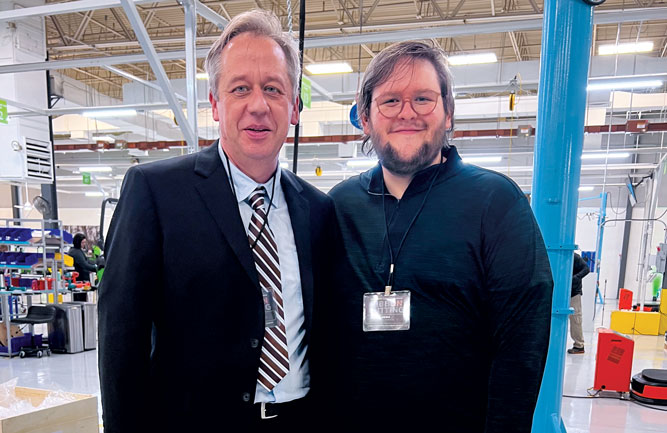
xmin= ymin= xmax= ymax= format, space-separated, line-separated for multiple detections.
xmin=265 ymin=86 xmax=281 ymax=94
xmin=414 ymin=96 xmax=435 ymax=104
xmin=232 ymin=86 xmax=249 ymax=94
xmin=380 ymin=98 xmax=400 ymax=106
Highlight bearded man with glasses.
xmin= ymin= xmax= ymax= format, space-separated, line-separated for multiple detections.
xmin=325 ymin=41 xmax=554 ymax=432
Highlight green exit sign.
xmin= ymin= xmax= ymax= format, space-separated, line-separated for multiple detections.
xmin=82 ymin=172 xmax=91 ymax=185
xmin=0 ymin=99 xmax=7 ymax=125
xmin=301 ymin=76 xmax=311 ymax=109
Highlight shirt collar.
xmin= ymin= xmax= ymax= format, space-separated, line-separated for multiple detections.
xmin=218 ymin=144 xmax=284 ymax=209
xmin=364 ymin=145 xmax=463 ymax=196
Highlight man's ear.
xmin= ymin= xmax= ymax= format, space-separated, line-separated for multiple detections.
xmin=290 ymin=96 xmax=300 ymax=125
xmin=361 ymin=112 xmax=370 ymax=135
xmin=210 ymin=92 xmax=220 ymax=122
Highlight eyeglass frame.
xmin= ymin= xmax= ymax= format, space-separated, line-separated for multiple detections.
xmin=372 ymin=89 xmax=443 ymax=119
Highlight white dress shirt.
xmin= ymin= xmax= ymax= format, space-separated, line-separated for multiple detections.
xmin=218 ymin=145 xmax=309 ymax=404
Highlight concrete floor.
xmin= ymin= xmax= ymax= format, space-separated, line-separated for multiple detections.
xmin=1 ymin=304 xmax=666 ymax=432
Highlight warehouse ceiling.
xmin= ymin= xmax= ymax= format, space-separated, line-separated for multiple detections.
xmin=2 ymin=0 xmax=667 ymax=209
xmin=41 ymin=0 xmax=667 ymax=99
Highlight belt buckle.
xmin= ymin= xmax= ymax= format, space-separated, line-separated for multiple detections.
xmin=261 ymin=402 xmax=278 ymax=420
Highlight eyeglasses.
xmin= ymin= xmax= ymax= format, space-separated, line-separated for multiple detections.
xmin=373 ymin=90 xmax=442 ymax=118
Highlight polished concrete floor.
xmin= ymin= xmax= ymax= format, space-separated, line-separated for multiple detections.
xmin=1 ymin=305 xmax=666 ymax=432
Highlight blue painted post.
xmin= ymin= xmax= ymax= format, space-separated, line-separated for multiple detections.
xmin=531 ymin=0 xmax=595 ymax=431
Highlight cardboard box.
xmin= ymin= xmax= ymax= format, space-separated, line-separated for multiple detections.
xmin=0 ymin=387 xmax=98 ymax=433
xmin=0 ymin=324 xmax=23 ymax=347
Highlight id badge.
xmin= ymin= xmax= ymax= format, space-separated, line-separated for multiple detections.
xmin=362 ymin=290 xmax=410 ymax=332
xmin=262 ymin=287 xmax=279 ymax=328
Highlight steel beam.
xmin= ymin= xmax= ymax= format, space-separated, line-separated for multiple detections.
xmin=195 ymin=0 xmax=228 ymax=29
xmin=119 ymin=0 xmax=196 ymax=150
xmin=0 ymin=0 xmax=168 ymax=23
xmin=184 ymin=0 xmax=199 ymax=153
xmin=103 ymin=65 xmax=186 ymax=101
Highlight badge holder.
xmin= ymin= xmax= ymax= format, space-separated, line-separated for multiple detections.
xmin=362 ymin=266 xmax=411 ymax=332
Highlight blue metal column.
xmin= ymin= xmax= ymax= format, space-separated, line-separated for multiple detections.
xmin=594 ymin=192 xmax=608 ymax=304
xmin=531 ymin=0 xmax=595 ymax=431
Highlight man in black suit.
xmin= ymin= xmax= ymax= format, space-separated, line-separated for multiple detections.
xmin=98 ymin=10 xmax=337 ymax=432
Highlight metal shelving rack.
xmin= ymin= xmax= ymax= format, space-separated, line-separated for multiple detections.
xmin=0 ymin=218 xmax=71 ymax=358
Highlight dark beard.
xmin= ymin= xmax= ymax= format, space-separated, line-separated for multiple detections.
xmin=370 ymin=123 xmax=448 ymax=176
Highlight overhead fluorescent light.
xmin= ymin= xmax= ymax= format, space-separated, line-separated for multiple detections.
xmin=196 ymin=72 xmax=209 ymax=80
xmin=305 ymin=62 xmax=353 ymax=75
xmin=85 ymin=191 xmax=104 ymax=197
xmin=346 ymin=159 xmax=378 ymax=169
xmin=79 ymin=166 xmax=113 ymax=172
xmin=82 ymin=109 xmax=137 ymax=118
xmin=578 ymin=186 xmax=595 ymax=191
xmin=598 ymin=41 xmax=654 ymax=56
xmin=587 ymin=80 xmax=663 ymax=91
xmin=448 ymin=53 xmax=498 ymax=66
xmin=581 ymin=152 xmax=630 ymax=160
xmin=462 ymin=156 xmax=502 ymax=163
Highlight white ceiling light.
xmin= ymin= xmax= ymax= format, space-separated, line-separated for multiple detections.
xmin=305 ymin=62 xmax=353 ymax=75
xmin=578 ymin=186 xmax=595 ymax=191
xmin=581 ymin=152 xmax=630 ymax=160
xmin=82 ymin=109 xmax=137 ymax=118
xmin=196 ymin=72 xmax=209 ymax=80
xmin=85 ymin=191 xmax=104 ymax=197
xmin=346 ymin=159 xmax=378 ymax=169
xmin=79 ymin=166 xmax=113 ymax=172
xmin=448 ymin=53 xmax=498 ymax=66
xmin=462 ymin=156 xmax=502 ymax=163
xmin=598 ymin=41 xmax=654 ymax=56
xmin=587 ymin=80 xmax=663 ymax=91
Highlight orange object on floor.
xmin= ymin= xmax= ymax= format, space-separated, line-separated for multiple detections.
xmin=619 ymin=288 xmax=633 ymax=310
xmin=594 ymin=328 xmax=634 ymax=392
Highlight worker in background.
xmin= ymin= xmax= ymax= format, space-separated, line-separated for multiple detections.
xmin=98 ymin=9 xmax=338 ymax=433
xmin=568 ymin=252 xmax=590 ymax=354
xmin=68 ymin=233 xmax=97 ymax=282
xmin=326 ymin=40 xmax=554 ymax=432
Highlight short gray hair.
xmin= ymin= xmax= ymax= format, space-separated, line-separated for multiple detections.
xmin=357 ymin=40 xmax=455 ymax=154
xmin=204 ymin=9 xmax=300 ymax=100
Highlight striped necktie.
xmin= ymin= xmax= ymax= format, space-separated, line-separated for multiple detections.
xmin=247 ymin=186 xmax=289 ymax=391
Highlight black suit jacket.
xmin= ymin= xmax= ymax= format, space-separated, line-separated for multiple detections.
xmin=98 ymin=143 xmax=338 ymax=432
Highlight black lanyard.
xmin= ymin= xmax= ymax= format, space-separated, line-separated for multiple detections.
xmin=223 ymin=149 xmax=277 ymax=251
xmin=381 ymin=159 xmax=442 ymax=291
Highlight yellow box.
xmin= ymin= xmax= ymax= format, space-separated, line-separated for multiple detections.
xmin=0 ymin=386 xmax=98 ymax=433
xmin=44 ymin=293 xmax=63 ymax=304
xmin=610 ymin=310 xmax=636 ymax=334
xmin=55 ymin=253 xmax=74 ymax=268
xmin=634 ymin=312 xmax=660 ymax=335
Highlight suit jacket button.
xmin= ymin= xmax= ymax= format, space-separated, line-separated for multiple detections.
xmin=242 ymin=392 xmax=251 ymax=402
xmin=250 ymin=339 xmax=259 ymax=348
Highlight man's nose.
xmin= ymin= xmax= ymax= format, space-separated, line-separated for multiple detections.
xmin=247 ymin=89 xmax=270 ymax=114
xmin=397 ymin=99 xmax=417 ymax=120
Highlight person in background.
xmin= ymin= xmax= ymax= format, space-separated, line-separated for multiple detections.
xmin=68 ymin=233 xmax=97 ymax=282
xmin=326 ymin=40 xmax=554 ymax=432
xmin=568 ymin=252 xmax=590 ymax=354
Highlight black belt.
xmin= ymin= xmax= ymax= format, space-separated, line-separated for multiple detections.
xmin=255 ymin=396 xmax=309 ymax=420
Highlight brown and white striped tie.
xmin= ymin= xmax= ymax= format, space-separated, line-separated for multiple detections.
xmin=248 ymin=186 xmax=289 ymax=391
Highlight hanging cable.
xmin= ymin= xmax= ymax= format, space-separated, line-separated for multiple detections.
xmin=291 ymin=0 xmax=306 ymax=174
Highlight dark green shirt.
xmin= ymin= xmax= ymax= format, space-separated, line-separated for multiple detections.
xmin=327 ymin=146 xmax=553 ymax=432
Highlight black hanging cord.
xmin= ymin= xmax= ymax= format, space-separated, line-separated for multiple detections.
xmin=291 ymin=0 xmax=306 ymax=174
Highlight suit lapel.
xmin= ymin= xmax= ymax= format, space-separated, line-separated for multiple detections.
xmin=194 ymin=143 xmax=259 ymax=289
xmin=281 ymin=171 xmax=314 ymax=333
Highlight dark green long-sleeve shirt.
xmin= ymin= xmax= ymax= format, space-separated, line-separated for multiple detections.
xmin=327 ymin=146 xmax=553 ymax=432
